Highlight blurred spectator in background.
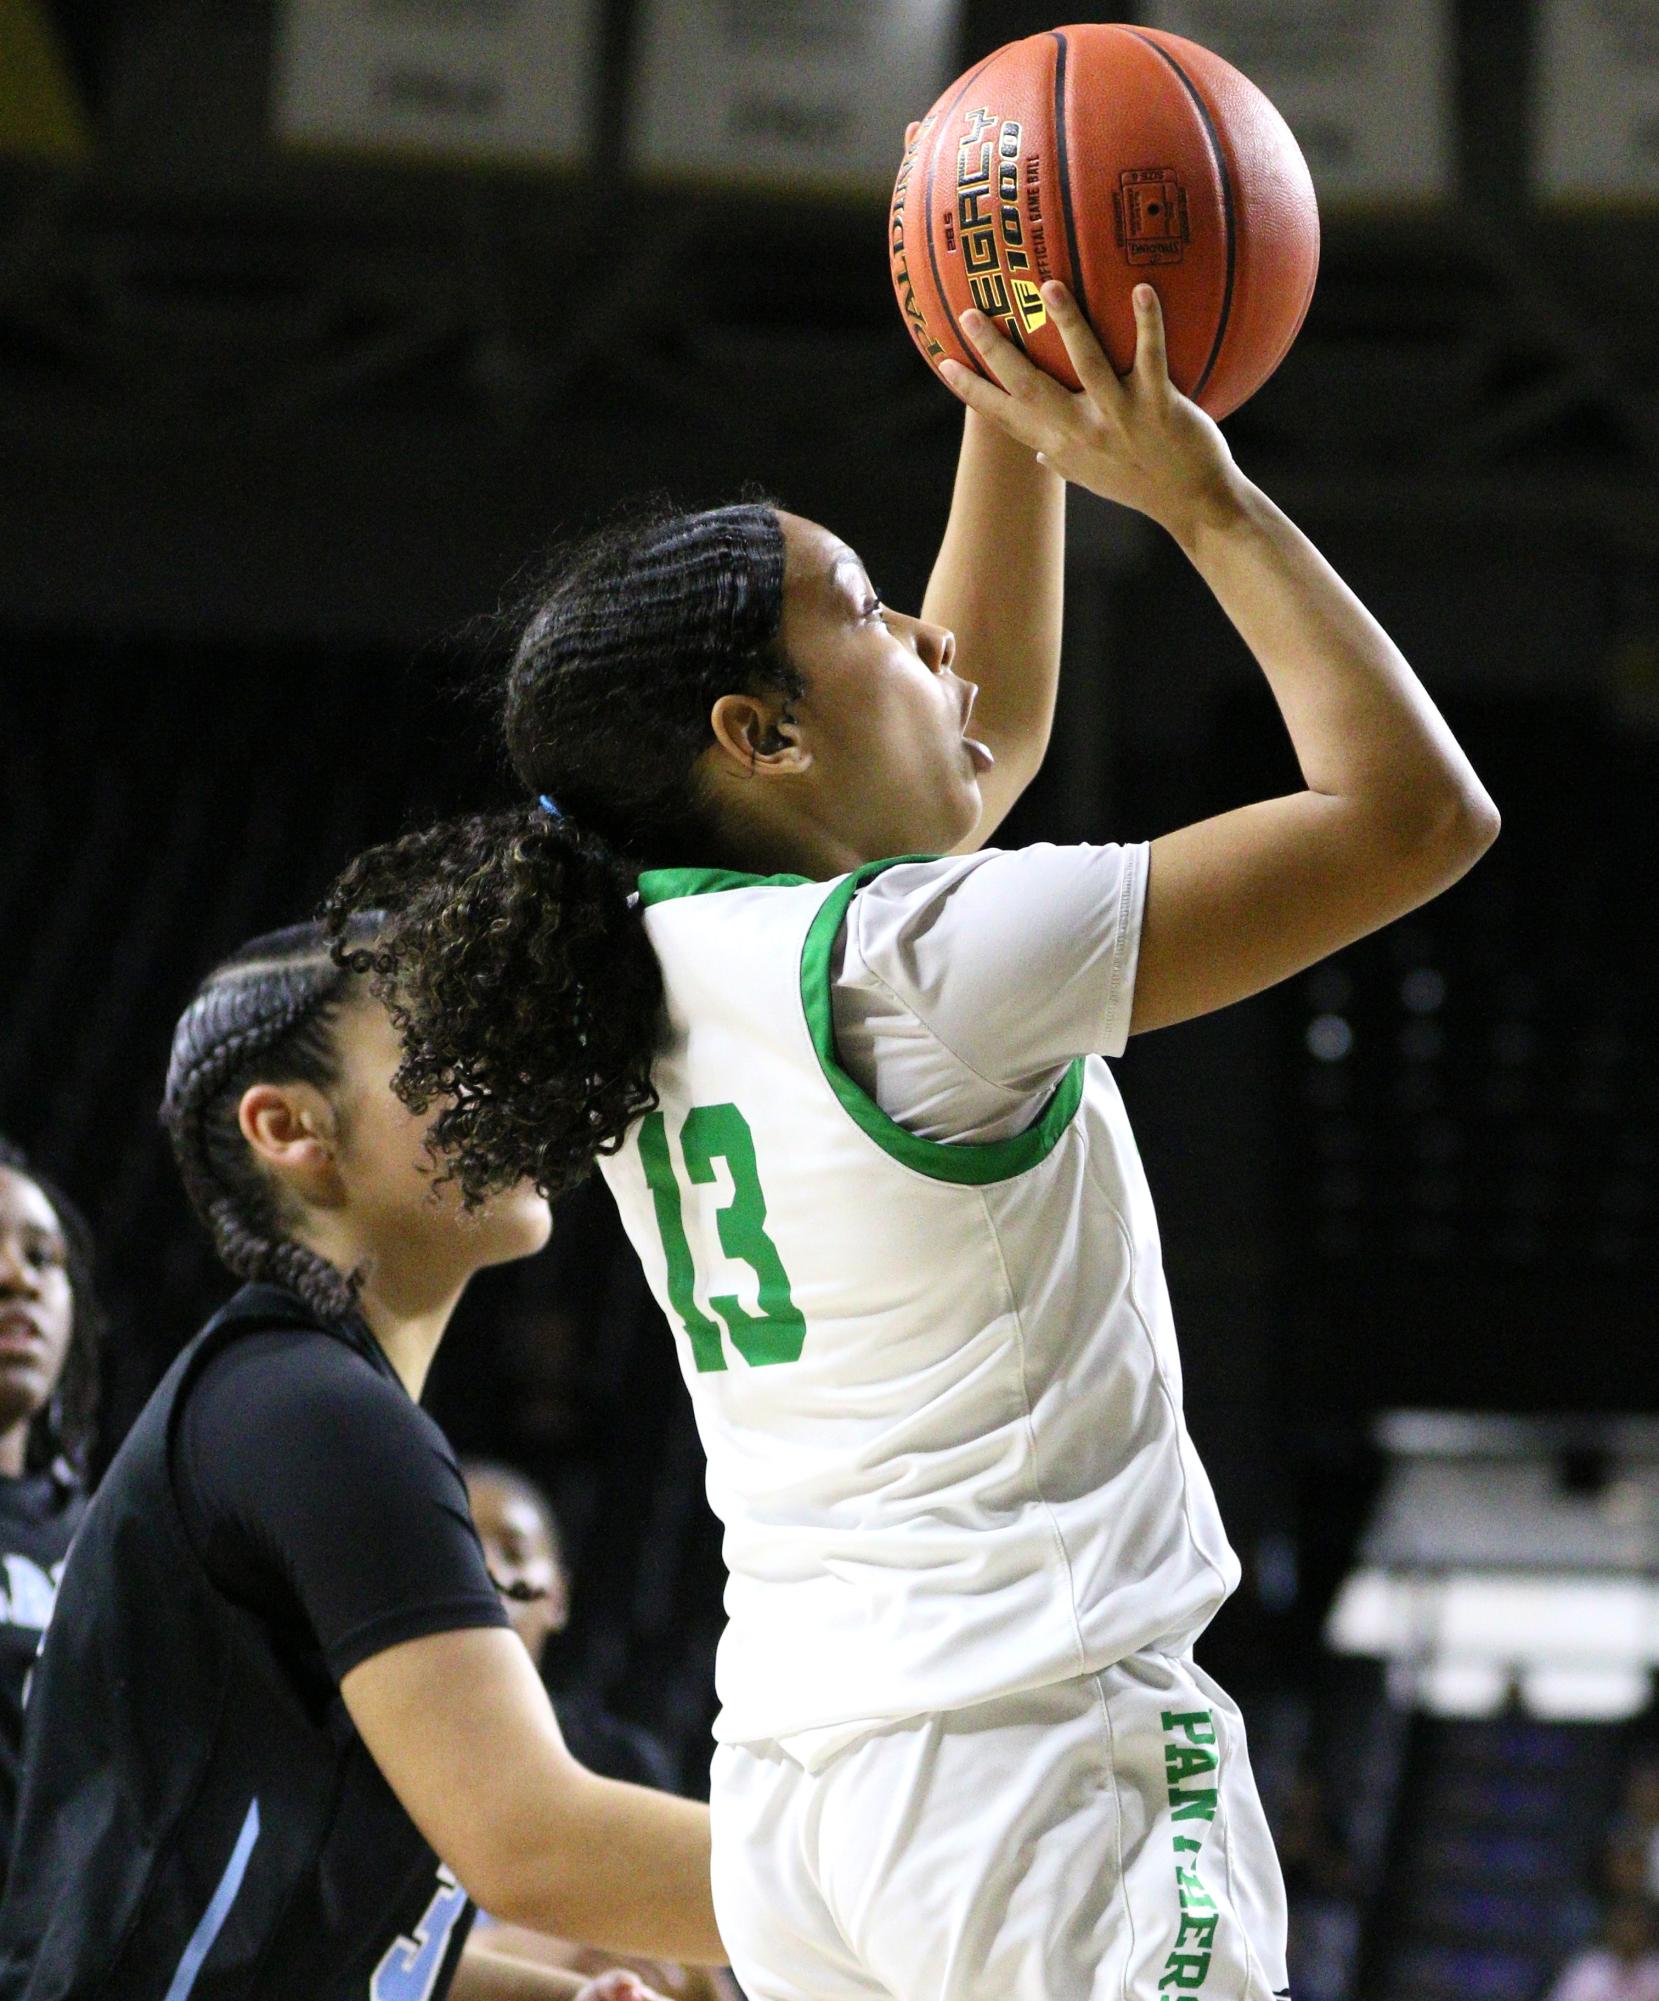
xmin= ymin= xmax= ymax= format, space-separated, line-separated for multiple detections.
xmin=464 ymin=1460 xmax=736 ymax=2001
xmin=1277 ymin=1768 xmax=1360 ymax=2001
xmin=1546 ymin=1897 xmax=1659 ymax=2001
xmin=0 ymin=1137 xmax=102 ymax=1887
xmin=463 ymin=1459 xmax=677 ymax=1791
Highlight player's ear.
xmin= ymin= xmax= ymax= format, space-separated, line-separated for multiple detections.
xmin=238 ymin=1083 xmax=344 ymax=1205
xmin=708 ymin=694 xmax=812 ymax=777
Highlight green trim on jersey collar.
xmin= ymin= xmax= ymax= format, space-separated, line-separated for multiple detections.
xmin=637 ymin=866 xmax=810 ymax=906
xmin=799 ymin=857 xmax=1086 ymax=1185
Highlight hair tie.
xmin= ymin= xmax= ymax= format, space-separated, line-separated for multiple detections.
xmin=538 ymin=794 xmax=563 ymax=821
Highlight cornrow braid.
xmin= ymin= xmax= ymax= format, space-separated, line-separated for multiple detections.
xmin=504 ymin=500 xmax=794 ymax=862
xmin=0 ymin=1136 xmax=105 ymax=1481
xmin=160 ymin=919 xmax=382 ymax=1325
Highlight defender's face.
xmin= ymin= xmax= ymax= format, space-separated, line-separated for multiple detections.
xmin=775 ymin=513 xmax=990 ymax=860
xmin=331 ymin=998 xmax=553 ymax=1273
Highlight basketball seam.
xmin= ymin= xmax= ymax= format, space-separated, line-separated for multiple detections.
xmin=1049 ymin=30 xmax=1090 ymax=328
xmin=921 ymin=48 xmax=1007 ymax=380
xmin=1124 ymin=29 xmax=1237 ymax=405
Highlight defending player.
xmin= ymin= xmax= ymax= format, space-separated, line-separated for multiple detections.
xmin=325 ymin=286 xmax=1499 ymax=2000
xmin=0 ymin=925 xmax=722 ymax=2000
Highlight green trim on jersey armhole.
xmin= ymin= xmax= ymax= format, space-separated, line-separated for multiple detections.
xmin=799 ymin=857 xmax=1086 ymax=1185
xmin=638 ymin=866 xmax=811 ymax=907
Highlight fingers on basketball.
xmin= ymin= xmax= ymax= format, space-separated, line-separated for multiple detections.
xmin=962 ymin=311 xmax=1052 ymax=406
xmin=1130 ymin=284 xmax=1171 ymax=393
xmin=1037 ymin=282 xmax=1123 ymax=408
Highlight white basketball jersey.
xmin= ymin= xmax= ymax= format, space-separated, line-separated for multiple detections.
xmin=598 ymin=858 xmax=1238 ymax=1753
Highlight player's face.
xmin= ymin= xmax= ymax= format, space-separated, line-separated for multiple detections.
xmin=466 ymin=1472 xmax=569 ymax=1663
xmin=329 ymin=997 xmax=553 ymax=1276
xmin=773 ymin=513 xmax=990 ymax=858
xmin=0 ymin=1167 xmax=74 ymax=1437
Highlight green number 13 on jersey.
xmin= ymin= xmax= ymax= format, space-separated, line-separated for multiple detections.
xmin=639 ymin=1104 xmax=807 ymax=1372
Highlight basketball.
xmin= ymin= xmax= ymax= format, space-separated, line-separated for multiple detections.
xmin=890 ymin=23 xmax=1320 ymax=419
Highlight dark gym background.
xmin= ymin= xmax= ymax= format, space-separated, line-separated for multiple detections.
xmin=3 ymin=6 xmax=1656 ymax=1997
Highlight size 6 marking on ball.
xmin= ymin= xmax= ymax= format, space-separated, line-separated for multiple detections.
xmin=1113 ymin=168 xmax=1190 ymax=266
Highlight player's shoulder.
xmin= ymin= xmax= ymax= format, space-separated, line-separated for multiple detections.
xmin=847 ymin=842 xmax=1112 ymax=929
xmin=183 ymin=1307 xmax=406 ymax=1448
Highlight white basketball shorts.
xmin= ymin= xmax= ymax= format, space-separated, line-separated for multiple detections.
xmin=709 ymin=1650 xmax=1290 ymax=2001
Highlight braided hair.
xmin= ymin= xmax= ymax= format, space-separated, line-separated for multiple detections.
xmin=160 ymin=918 xmax=383 ymax=1325
xmin=324 ymin=502 xmax=792 ymax=1209
xmin=0 ymin=1136 xmax=104 ymax=1480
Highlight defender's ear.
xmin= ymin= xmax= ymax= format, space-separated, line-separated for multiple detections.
xmin=237 ymin=1084 xmax=341 ymax=1204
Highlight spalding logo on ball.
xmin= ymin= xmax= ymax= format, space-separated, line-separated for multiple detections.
xmin=890 ymin=23 xmax=1320 ymax=420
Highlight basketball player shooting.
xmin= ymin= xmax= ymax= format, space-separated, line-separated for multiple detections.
xmin=325 ymin=264 xmax=1498 ymax=1999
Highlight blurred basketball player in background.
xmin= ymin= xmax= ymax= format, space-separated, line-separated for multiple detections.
xmin=0 ymin=1138 xmax=101 ymax=1893
xmin=465 ymin=1460 xmax=739 ymax=2001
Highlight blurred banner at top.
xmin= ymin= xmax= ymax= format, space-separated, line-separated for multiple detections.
xmin=1142 ymin=0 xmax=1454 ymax=205
xmin=628 ymin=0 xmax=960 ymax=193
xmin=1538 ymin=0 xmax=1659 ymax=201
xmin=0 ymin=0 xmax=89 ymax=161
xmin=273 ymin=0 xmax=602 ymax=167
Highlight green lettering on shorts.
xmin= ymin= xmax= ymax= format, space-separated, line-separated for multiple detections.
xmin=639 ymin=1104 xmax=807 ymax=1372
xmin=1157 ymin=1708 xmax=1219 ymax=1991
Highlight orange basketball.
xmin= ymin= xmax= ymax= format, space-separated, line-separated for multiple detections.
xmin=890 ymin=24 xmax=1319 ymax=420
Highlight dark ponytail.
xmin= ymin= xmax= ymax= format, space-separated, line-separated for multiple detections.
xmin=0 ymin=1136 xmax=104 ymax=1480
xmin=321 ymin=501 xmax=793 ymax=1208
xmin=160 ymin=920 xmax=381 ymax=1324
xmin=325 ymin=808 xmax=662 ymax=1209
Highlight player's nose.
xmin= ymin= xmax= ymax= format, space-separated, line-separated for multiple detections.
xmin=915 ymin=618 xmax=955 ymax=674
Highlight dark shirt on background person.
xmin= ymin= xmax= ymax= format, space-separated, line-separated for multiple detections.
xmin=0 ymin=1467 xmax=82 ymax=1880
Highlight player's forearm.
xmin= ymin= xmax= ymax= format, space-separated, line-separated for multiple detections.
xmin=923 ymin=407 xmax=1065 ymax=803
xmin=1174 ymin=473 xmax=1498 ymax=865
xmin=490 ymin=1772 xmax=723 ymax=1967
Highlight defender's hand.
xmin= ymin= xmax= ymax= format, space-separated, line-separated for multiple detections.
xmin=939 ymin=283 xmax=1242 ymax=545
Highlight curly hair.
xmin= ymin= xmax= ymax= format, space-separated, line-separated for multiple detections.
xmin=322 ymin=501 xmax=791 ymax=1206
xmin=0 ymin=1136 xmax=104 ymax=1480
xmin=160 ymin=919 xmax=383 ymax=1325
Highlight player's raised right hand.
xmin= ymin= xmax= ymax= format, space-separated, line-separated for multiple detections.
xmin=939 ymin=282 xmax=1241 ymax=545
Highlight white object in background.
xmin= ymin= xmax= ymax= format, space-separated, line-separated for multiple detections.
xmin=273 ymin=0 xmax=601 ymax=167
xmin=1522 ymin=1664 xmax=1652 ymax=1723
xmin=1328 ymin=1566 xmax=1659 ymax=1720
xmin=1142 ymin=0 xmax=1454 ymax=204
xmin=1407 ymin=1659 xmax=1510 ymax=1719
xmin=1538 ymin=0 xmax=1659 ymax=201
xmin=628 ymin=0 xmax=960 ymax=193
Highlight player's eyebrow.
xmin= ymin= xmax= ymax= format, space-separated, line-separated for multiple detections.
xmin=829 ymin=549 xmax=876 ymax=599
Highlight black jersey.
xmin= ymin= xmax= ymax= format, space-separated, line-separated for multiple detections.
xmin=0 ymin=1467 xmax=83 ymax=1884
xmin=0 ymin=1283 xmax=510 ymax=2001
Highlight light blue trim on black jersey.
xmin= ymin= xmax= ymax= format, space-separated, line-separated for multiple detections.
xmin=163 ymin=1797 xmax=261 ymax=2001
